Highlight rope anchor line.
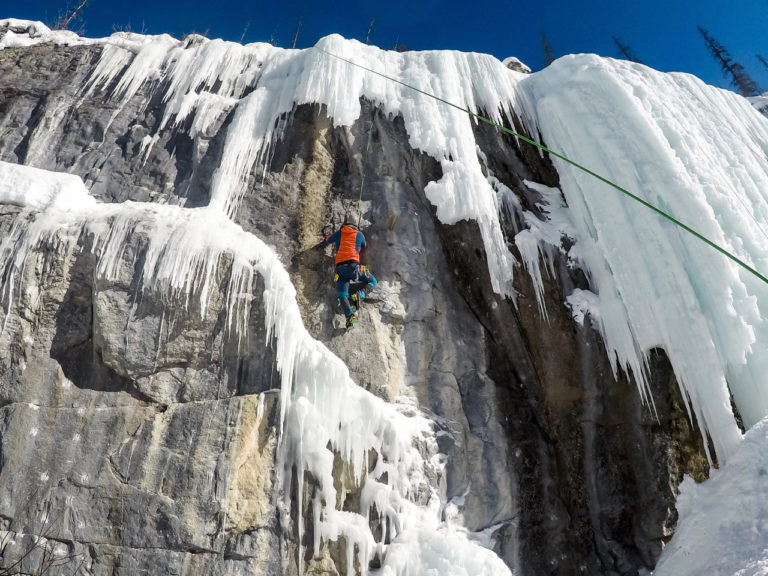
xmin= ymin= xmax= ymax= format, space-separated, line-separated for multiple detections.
xmin=355 ymin=110 xmax=375 ymax=226
xmin=314 ymin=45 xmax=768 ymax=287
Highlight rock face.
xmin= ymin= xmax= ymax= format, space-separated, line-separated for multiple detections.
xmin=0 ymin=24 xmax=710 ymax=576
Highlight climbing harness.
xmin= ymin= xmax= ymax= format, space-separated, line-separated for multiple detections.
xmin=313 ymin=46 xmax=768 ymax=287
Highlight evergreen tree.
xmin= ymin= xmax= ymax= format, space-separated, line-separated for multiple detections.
xmin=758 ymin=53 xmax=768 ymax=72
xmin=698 ymin=26 xmax=762 ymax=97
xmin=540 ymin=30 xmax=555 ymax=66
xmin=612 ymin=36 xmax=644 ymax=64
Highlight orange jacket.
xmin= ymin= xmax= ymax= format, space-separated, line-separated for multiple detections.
xmin=325 ymin=225 xmax=366 ymax=265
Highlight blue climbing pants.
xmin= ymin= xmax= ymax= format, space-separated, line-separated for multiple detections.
xmin=335 ymin=261 xmax=377 ymax=317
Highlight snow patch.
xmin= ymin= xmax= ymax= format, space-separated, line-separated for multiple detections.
xmin=653 ymin=416 xmax=768 ymax=576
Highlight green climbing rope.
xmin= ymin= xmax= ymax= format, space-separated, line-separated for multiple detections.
xmin=314 ymin=46 xmax=768 ymax=286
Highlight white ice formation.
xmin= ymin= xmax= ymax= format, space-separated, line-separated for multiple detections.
xmin=4 ymin=17 xmax=768 ymax=574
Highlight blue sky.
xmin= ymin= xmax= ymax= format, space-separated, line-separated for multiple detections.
xmin=6 ymin=0 xmax=768 ymax=92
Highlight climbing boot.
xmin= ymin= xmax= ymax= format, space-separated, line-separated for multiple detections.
xmin=345 ymin=313 xmax=357 ymax=330
xmin=351 ymin=293 xmax=361 ymax=311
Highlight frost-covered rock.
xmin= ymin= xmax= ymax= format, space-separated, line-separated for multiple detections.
xmin=750 ymin=93 xmax=768 ymax=117
xmin=502 ymin=56 xmax=531 ymax=74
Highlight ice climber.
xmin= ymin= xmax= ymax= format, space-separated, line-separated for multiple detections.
xmin=324 ymin=221 xmax=377 ymax=330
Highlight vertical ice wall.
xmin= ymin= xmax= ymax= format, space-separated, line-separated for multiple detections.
xmin=515 ymin=56 xmax=768 ymax=462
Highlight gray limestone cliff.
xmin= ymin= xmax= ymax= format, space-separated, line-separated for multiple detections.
xmin=0 ymin=23 xmax=710 ymax=576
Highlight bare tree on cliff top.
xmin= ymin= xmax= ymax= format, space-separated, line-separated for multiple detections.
xmin=53 ymin=0 xmax=89 ymax=32
xmin=698 ymin=26 xmax=762 ymax=97
xmin=612 ymin=36 xmax=644 ymax=64
xmin=365 ymin=17 xmax=376 ymax=45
